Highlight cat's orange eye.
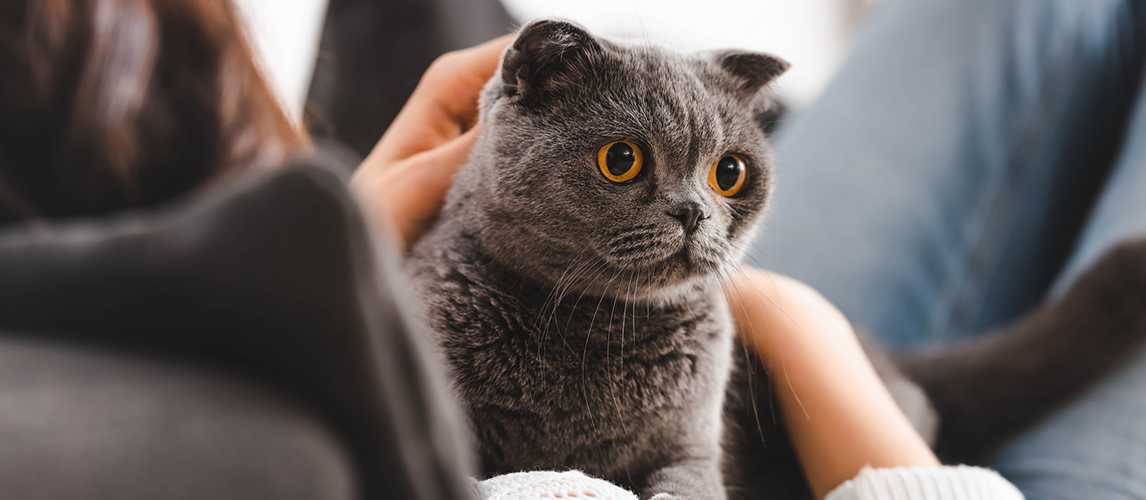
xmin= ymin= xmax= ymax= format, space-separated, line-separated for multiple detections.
xmin=597 ymin=141 xmax=644 ymax=183
xmin=709 ymin=155 xmax=747 ymax=197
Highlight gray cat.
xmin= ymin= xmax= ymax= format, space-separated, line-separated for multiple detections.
xmin=411 ymin=18 xmax=1146 ymax=500
xmin=410 ymin=18 xmax=782 ymax=499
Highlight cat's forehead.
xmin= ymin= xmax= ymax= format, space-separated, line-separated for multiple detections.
xmin=573 ymin=42 xmax=761 ymax=155
xmin=600 ymin=41 xmax=724 ymax=101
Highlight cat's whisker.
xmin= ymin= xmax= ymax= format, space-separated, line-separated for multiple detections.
xmin=564 ymin=259 xmax=610 ymax=336
xmin=583 ymin=268 xmax=624 ymax=430
xmin=619 ymin=272 xmax=632 ymax=404
xmin=605 ymin=270 xmax=632 ymax=437
xmin=631 ymin=0 xmax=650 ymax=48
xmin=549 ymin=255 xmax=605 ymax=354
xmin=725 ymin=265 xmax=813 ymax=421
xmin=622 ymin=270 xmax=641 ymax=411
xmin=531 ymin=251 xmax=580 ymax=332
xmin=556 ymin=260 xmax=611 ymax=361
xmin=730 ymin=266 xmax=780 ymax=428
xmin=535 ymin=249 xmax=593 ymax=360
xmin=720 ymin=268 xmax=774 ymax=438
xmin=717 ymin=274 xmax=760 ymax=433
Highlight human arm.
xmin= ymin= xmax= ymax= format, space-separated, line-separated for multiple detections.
xmin=724 ymin=268 xmax=940 ymax=499
xmin=350 ymin=35 xmax=513 ymax=250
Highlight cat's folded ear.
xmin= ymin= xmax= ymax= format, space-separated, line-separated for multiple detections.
xmin=501 ymin=19 xmax=603 ymax=100
xmin=713 ymin=50 xmax=789 ymax=101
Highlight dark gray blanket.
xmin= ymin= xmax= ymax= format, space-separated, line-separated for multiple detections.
xmin=0 ymin=151 xmax=474 ymax=500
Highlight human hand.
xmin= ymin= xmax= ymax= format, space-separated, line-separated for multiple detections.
xmin=351 ymin=35 xmax=513 ymax=250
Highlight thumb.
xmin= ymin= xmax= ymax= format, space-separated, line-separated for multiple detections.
xmin=378 ymin=125 xmax=483 ymax=249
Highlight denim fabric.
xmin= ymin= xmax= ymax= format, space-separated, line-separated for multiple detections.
xmin=987 ymin=52 xmax=1146 ymax=500
xmin=1049 ymin=73 xmax=1146 ymax=297
xmin=749 ymin=0 xmax=1146 ymax=347
xmin=986 ymin=345 xmax=1146 ymax=500
xmin=746 ymin=0 xmax=1146 ymax=498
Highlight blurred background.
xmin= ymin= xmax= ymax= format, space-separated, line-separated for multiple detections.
xmin=233 ymin=0 xmax=887 ymax=125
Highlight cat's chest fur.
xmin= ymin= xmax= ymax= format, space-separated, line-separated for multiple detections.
xmin=411 ymin=224 xmax=734 ymax=484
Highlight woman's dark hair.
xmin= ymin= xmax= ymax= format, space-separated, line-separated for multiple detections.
xmin=0 ymin=0 xmax=307 ymax=223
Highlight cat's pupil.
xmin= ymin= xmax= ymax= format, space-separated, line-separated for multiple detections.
xmin=715 ymin=156 xmax=742 ymax=190
xmin=606 ymin=142 xmax=636 ymax=176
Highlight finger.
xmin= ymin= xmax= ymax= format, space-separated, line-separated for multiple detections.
xmin=418 ymin=34 xmax=516 ymax=127
xmin=385 ymin=35 xmax=512 ymax=158
xmin=370 ymin=35 xmax=513 ymax=164
xmin=380 ymin=125 xmax=483 ymax=249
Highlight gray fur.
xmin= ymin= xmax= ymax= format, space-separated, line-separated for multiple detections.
xmin=410 ymin=19 xmax=786 ymax=500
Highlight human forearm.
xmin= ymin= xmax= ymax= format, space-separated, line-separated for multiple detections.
xmin=725 ymin=269 xmax=938 ymax=499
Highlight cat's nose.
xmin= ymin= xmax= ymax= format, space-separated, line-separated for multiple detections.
xmin=667 ymin=202 xmax=706 ymax=235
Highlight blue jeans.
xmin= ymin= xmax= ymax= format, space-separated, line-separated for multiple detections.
xmin=747 ymin=0 xmax=1146 ymax=498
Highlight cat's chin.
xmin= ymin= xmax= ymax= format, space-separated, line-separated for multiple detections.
xmin=577 ymin=250 xmax=727 ymax=301
xmin=518 ymin=239 xmax=731 ymax=301
xmin=571 ymin=271 xmax=719 ymax=305
xmin=654 ymin=243 xmax=728 ymax=279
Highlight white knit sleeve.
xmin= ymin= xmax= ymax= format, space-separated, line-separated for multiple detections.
xmin=825 ymin=465 xmax=1024 ymax=500
xmin=479 ymin=470 xmax=639 ymax=500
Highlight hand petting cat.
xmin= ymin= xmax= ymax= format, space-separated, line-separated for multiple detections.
xmin=351 ymin=34 xmax=513 ymax=250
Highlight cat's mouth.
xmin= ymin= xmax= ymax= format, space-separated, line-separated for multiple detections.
xmin=602 ymin=241 xmax=723 ymax=286
xmin=592 ymin=223 xmax=730 ymax=286
xmin=671 ymin=242 xmax=725 ymax=274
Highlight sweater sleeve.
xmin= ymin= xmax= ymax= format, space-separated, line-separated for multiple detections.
xmin=479 ymin=470 xmax=639 ymax=500
xmin=825 ymin=465 xmax=1024 ymax=500
xmin=478 ymin=465 xmax=1023 ymax=500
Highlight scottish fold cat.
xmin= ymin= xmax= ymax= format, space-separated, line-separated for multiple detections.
xmin=410 ymin=18 xmax=785 ymax=499
xmin=410 ymin=18 xmax=1146 ymax=500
